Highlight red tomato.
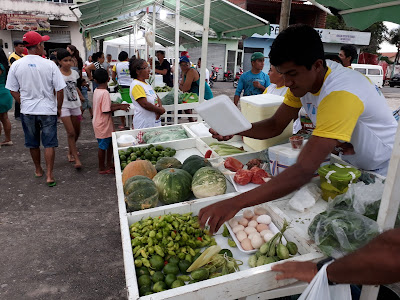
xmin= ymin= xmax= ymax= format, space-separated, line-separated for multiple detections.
xmin=234 ymin=169 xmax=253 ymax=185
xmin=224 ymin=157 xmax=244 ymax=172
xmin=250 ymin=167 xmax=269 ymax=184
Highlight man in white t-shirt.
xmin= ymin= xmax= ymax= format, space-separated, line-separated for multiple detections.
xmin=197 ymin=57 xmax=210 ymax=84
xmin=198 ymin=24 xmax=397 ymax=235
xmin=6 ymin=31 xmax=66 ymax=187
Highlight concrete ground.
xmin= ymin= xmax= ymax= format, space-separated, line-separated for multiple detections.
xmin=1 ymin=82 xmax=399 ymax=300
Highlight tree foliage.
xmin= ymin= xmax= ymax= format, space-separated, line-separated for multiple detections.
xmin=325 ymin=15 xmax=387 ymax=54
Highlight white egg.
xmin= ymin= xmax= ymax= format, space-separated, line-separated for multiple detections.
xmin=243 ymin=209 xmax=254 ymax=220
xmin=263 ymin=232 xmax=275 ymax=242
xmin=248 ymin=232 xmax=261 ymax=240
xmin=238 ymin=217 xmax=249 ymax=227
xmin=248 ymin=220 xmax=258 ymax=228
xmin=257 ymin=215 xmax=272 ymax=225
xmin=244 ymin=226 xmax=257 ymax=235
xmin=232 ymin=225 xmax=245 ymax=234
xmin=251 ymin=235 xmax=264 ymax=249
xmin=236 ymin=230 xmax=247 ymax=242
xmin=260 ymin=229 xmax=273 ymax=237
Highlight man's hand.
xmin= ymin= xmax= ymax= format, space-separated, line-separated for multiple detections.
xmin=121 ymin=104 xmax=130 ymax=112
xmin=271 ymin=261 xmax=318 ymax=283
xmin=253 ymin=80 xmax=264 ymax=90
xmin=209 ymin=128 xmax=234 ymax=141
xmin=198 ymin=198 xmax=241 ymax=234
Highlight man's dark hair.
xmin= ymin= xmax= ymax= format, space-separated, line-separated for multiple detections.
xmin=340 ymin=44 xmax=357 ymax=62
xmin=270 ymin=24 xmax=325 ymax=70
xmin=156 ymin=50 xmax=165 ymax=56
xmin=325 ymin=54 xmax=344 ymax=66
xmin=13 ymin=40 xmax=23 ymax=47
xmin=25 ymin=44 xmax=37 ymax=51
xmin=107 ymin=53 xmax=112 ymax=57
xmin=56 ymin=48 xmax=71 ymax=61
xmin=93 ymin=68 xmax=109 ymax=84
xmin=198 ymin=57 xmax=201 ymax=61
xmin=118 ymin=51 xmax=129 ymax=61
xmin=129 ymin=58 xmax=146 ymax=79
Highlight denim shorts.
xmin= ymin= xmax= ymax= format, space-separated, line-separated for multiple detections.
xmin=81 ymin=98 xmax=92 ymax=110
xmin=97 ymin=137 xmax=112 ymax=150
xmin=21 ymin=114 xmax=58 ymax=148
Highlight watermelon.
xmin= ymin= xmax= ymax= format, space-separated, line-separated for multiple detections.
xmin=124 ymin=175 xmax=159 ymax=211
xmin=181 ymin=155 xmax=212 ymax=177
xmin=192 ymin=167 xmax=227 ymax=199
xmin=155 ymin=157 xmax=182 ymax=172
xmin=152 ymin=168 xmax=192 ymax=204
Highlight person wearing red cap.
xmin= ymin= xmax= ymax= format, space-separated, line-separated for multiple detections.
xmin=6 ymin=31 xmax=66 ymax=187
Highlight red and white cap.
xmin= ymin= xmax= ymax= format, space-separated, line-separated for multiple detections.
xmin=23 ymin=31 xmax=50 ymax=47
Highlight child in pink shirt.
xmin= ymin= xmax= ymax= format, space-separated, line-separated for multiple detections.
xmin=92 ymin=69 xmax=129 ymax=174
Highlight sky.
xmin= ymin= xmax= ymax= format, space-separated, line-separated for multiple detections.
xmin=379 ymin=22 xmax=400 ymax=53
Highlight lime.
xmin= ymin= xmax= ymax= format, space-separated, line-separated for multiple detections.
xmin=171 ymin=279 xmax=185 ymax=289
xmin=152 ymin=281 xmax=167 ymax=292
xmin=153 ymin=151 xmax=160 ymax=157
xmin=149 ymin=147 xmax=156 ymax=153
xmin=165 ymin=147 xmax=172 ymax=152
xmin=157 ymin=156 xmax=163 ymax=161
xmin=120 ymin=155 xmax=127 ymax=161
xmin=137 ymin=266 xmax=150 ymax=276
xmin=151 ymin=160 xmax=157 ymax=165
xmin=145 ymin=152 xmax=153 ymax=160
xmin=156 ymin=145 xmax=164 ymax=151
xmin=163 ymin=263 xmax=179 ymax=275
xmin=160 ymin=151 xmax=167 ymax=157
xmin=118 ymin=150 xmax=126 ymax=156
xmin=127 ymin=160 xmax=132 ymax=164
xmin=148 ymin=144 xmax=155 ymax=149
xmin=138 ymin=275 xmax=152 ymax=287
xmin=168 ymin=256 xmax=180 ymax=265
xmin=178 ymin=260 xmax=191 ymax=274
xmin=121 ymin=163 xmax=127 ymax=170
xmin=164 ymin=274 xmax=177 ymax=287
xmin=152 ymin=271 xmax=165 ymax=283
xmin=149 ymin=255 xmax=164 ymax=271
xmin=170 ymin=149 xmax=176 ymax=156
xmin=139 ymin=285 xmax=152 ymax=296
xmin=127 ymin=147 xmax=134 ymax=154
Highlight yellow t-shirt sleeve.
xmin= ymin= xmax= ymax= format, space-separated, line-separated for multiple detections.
xmin=112 ymin=65 xmax=116 ymax=72
xmin=312 ymin=91 xmax=364 ymax=142
xmin=263 ymin=87 xmax=268 ymax=94
xmin=131 ymin=85 xmax=146 ymax=101
xmin=283 ymin=89 xmax=302 ymax=108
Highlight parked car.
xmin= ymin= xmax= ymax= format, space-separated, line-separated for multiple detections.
xmin=389 ymin=73 xmax=400 ymax=87
xmin=352 ymin=64 xmax=384 ymax=88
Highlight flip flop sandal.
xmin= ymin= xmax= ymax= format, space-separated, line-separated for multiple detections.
xmin=34 ymin=173 xmax=44 ymax=178
xmin=47 ymin=181 xmax=57 ymax=187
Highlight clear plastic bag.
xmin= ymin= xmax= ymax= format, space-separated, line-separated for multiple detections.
xmin=308 ymin=209 xmax=380 ymax=258
xmin=298 ymin=261 xmax=351 ymax=300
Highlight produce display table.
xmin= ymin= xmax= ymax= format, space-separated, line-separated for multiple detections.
xmin=111 ymin=122 xmax=390 ymax=300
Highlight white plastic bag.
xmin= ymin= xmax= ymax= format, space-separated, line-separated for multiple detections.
xmin=298 ymin=261 xmax=351 ymax=300
xmin=289 ymin=183 xmax=321 ymax=213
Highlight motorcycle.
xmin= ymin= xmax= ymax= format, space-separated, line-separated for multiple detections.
xmin=223 ymin=69 xmax=234 ymax=82
xmin=209 ymin=65 xmax=220 ymax=88
xmin=233 ymin=68 xmax=243 ymax=88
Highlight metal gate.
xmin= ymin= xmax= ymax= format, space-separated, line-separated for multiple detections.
xmin=187 ymin=43 xmax=226 ymax=80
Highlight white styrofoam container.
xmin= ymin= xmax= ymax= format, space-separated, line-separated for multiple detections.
xmin=240 ymin=94 xmax=293 ymax=151
xmin=114 ymin=124 xmax=196 ymax=149
xmin=195 ymin=95 xmax=252 ymax=136
xmin=119 ymin=196 xmax=323 ymax=300
xmin=268 ymin=141 xmax=330 ymax=176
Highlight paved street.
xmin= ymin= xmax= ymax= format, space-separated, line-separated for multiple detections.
xmin=0 ymin=81 xmax=399 ymax=299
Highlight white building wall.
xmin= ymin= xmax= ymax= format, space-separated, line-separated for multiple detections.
xmin=0 ymin=31 xmax=13 ymax=56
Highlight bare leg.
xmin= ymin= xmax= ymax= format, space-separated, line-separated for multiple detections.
xmin=98 ymin=148 xmax=106 ymax=171
xmin=30 ymin=148 xmax=44 ymax=177
xmin=61 ymin=116 xmax=82 ymax=168
xmin=71 ymin=115 xmax=81 ymax=155
xmin=89 ymin=107 xmax=93 ymax=118
xmin=106 ymin=143 xmax=114 ymax=170
xmin=0 ymin=112 xmax=11 ymax=142
xmin=44 ymin=147 xmax=55 ymax=183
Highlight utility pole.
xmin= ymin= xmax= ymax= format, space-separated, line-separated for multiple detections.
xmin=279 ymin=0 xmax=292 ymax=32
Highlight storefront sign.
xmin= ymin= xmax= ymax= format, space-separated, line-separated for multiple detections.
xmin=255 ymin=24 xmax=371 ymax=46
xmin=0 ymin=14 xmax=50 ymax=32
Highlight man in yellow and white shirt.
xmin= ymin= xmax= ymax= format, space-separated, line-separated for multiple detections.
xmin=198 ymin=24 xmax=398 ymax=236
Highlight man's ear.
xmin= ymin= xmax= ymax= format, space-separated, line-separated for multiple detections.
xmin=313 ymin=59 xmax=325 ymax=72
